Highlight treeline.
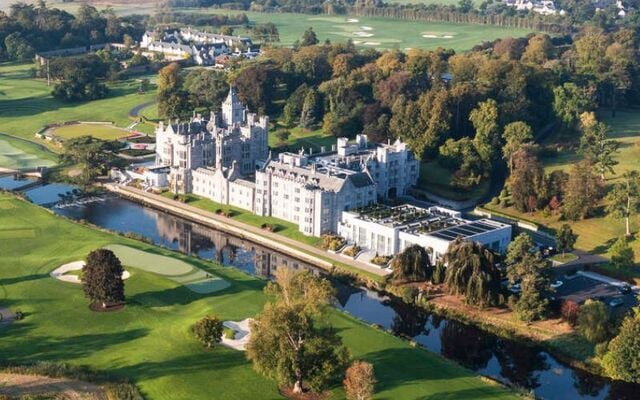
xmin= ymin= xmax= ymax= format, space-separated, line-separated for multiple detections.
xmin=148 ymin=10 xmax=249 ymax=27
xmin=157 ymin=24 xmax=640 ymax=194
xmin=0 ymin=3 xmax=144 ymax=61
xmin=344 ymin=5 xmax=571 ymax=34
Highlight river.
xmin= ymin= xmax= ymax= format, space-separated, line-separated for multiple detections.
xmin=6 ymin=180 xmax=638 ymax=400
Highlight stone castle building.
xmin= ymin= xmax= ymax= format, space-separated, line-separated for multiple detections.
xmin=155 ymin=87 xmax=419 ymax=237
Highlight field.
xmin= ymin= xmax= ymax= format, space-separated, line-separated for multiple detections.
xmin=0 ymin=133 xmax=57 ymax=170
xmin=484 ymin=109 xmax=640 ymax=273
xmin=0 ymin=63 xmax=156 ymax=145
xmin=207 ymin=11 xmax=534 ymax=51
xmin=0 ymin=192 xmax=517 ymax=399
xmin=50 ymin=123 xmax=131 ymax=141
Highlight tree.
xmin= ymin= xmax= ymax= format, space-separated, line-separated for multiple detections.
xmin=301 ymin=27 xmax=319 ymax=47
xmin=390 ymin=244 xmax=432 ymax=282
xmin=344 ymin=361 xmax=376 ymax=400
xmin=602 ymin=314 xmax=640 ymax=383
xmin=610 ymin=236 xmax=635 ymax=270
xmin=275 ymin=130 xmax=291 ymax=147
xmin=505 ymin=233 xmax=551 ymax=322
xmin=247 ymin=269 xmax=349 ymax=394
xmin=443 ymin=238 xmax=502 ymax=307
xmin=521 ymin=34 xmax=553 ymax=65
xmin=562 ymin=159 xmax=603 ymax=220
xmin=4 ymin=32 xmax=35 ymax=61
xmin=502 ymin=121 xmax=533 ymax=172
xmin=82 ymin=249 xmax=125 ymax=309
xmin=605 ymin=171 xmax=639 ymax=237
xmin=579 ymin=112 xmax=619 ymax=181
xmin=183 ymin=69 xmax=229 ymax=110
xmin=470 ymin=99 xmax=500 ymax=166
xmin=509 ymin=146 xmax=545 ymax=213
xmin=556 ymin=224 xmax=577 ymax=257
xmin=61 ymin=136 xmax=117 ymax=187
xmin=553 ymin=83 xmax=595 ymax=130
xmin=282 ymin=84 xmax=309 ymax=127
xmin=299 ymin=88 xmax=321 ymax=129
xmin=578 ymin=300 xmax=611 ymax=343
xmin=193 ymin=315 xmax=224 ymax=349
xmin=561 ymin=300 xmax=580 ymax=327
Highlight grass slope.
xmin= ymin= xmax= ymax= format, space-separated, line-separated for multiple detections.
xmin=0 ymin=193 xmax=516 ymax=400
xmin=0 ymin=133 xmax=58 ymax=169
xmin=52 ymin=124 xmax=130 ymax=141
xmin=485 ymin=109 xmax=640 ymax=280
xmin=0 ymin=63 xmax=156 ymax=145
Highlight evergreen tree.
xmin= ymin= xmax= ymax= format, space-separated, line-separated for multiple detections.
xmin=556 ymin=224 xmax=577 ymax=257
xmin=602 ymin=313 xmax=640 ymax=383
xmin=610 ymin=236 xmax=635 ymax=270
xmin=470 ymin=99 xmax=500 ymax=167
xmin=82 ymin=249 xmax=125 ymax=309
xmin=579 ymin=112 xmax=620 ymax=181
xmin=562 ymin=159 xmax=603 ymax=220
xmin=299 ymin=89 xmax=320 ymax=129
xmin=301 ymin=27 xmax=319 ymax=47
xmin=578 ymin=300 xmax=611 ymax=343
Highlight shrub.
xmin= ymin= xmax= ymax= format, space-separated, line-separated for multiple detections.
xmin=560 ymin=300 xmax=580 ymax=326
xmin=193 ymin=315 xmax=224 ymax=349
xmin=401 ymin=286 xmax=419 ymax=304
xmin=223 ymin=327 xmax=236 ymax=340
xmin=343 ymin=245 xmax=361 ymax=257
xmin=321 ymin=234 xmax=346 ymax=251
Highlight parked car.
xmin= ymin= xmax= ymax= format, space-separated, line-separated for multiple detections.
xmin=551 ymin=280 xmax=563 ymax=289
xmin=618 ymin=285 xmax=632 ymax=295
xmin=609 ymin=298 xmax=625 ymax=308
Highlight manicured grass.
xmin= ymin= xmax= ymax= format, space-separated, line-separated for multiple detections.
xmin=418 ymin=160 xmax=490 ymax=201
xmin=164 ymin=192 xmax=322 ymax=247
xmin=550 ymin=253 xmax=579 ymax=264
xmin=51 ymin=124 xmax=130 ymax=141
xmin=0 ymin=62 xmax=156 ymax=147
xmin=103 ymin=244 xmax=230 ymax=294
xmin=269 ymin=126 xmax=336 ymax=153
xmin=0 ymin=132 xmax=57 ymax=170
xmin=0 ymin=192 xmax=517 ymax=399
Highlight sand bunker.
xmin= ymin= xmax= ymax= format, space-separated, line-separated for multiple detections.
xmin=221 ymin=319 xmax=253 ymax=351
xmin=361 ymin=26 xmax=373 ymax=30
xmin=353 ymin=31 xmax=374 ymax=37
xmin=50 ymin=261 xmax=130 ymax=284
xmin=422 ymin=33 xmax=454 ymax=39
xmin=364 ymin=42 xmax=381 ymax=46
xmin=347 ymin=18 xmax=359 ymax=23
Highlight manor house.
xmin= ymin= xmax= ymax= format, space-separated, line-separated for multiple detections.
xmin=154 ymin=87 xmax=420 ymax=237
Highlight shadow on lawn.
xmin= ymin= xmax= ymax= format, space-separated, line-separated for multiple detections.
xmin=0 ymin=273 xmax=49 ymax=287
xmin=108 ymin=350 xmax=249 ymax=381
xmin=1 ymin=328 xmax=150 ymax=364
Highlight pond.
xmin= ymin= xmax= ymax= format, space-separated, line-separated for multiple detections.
xmin=50 ymin=193 xmax=638 ymax=400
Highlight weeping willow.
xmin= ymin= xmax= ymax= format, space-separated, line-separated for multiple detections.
xmin=391 ymin=244 xmax=432 ymax=282
xmin=443 ymin=237 xmax=502 ymax=307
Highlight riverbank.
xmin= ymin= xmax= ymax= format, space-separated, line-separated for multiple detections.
xmin=104 ymin=183 xmax=390 ymax=283
xmin=104 ymin=183 xmax=610 ymax=380
xmin=0 ymin=192 xmax=520 ymax=400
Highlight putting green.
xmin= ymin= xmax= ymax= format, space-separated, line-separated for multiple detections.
xmin=103 ymin=244 xmax=230 ymax=294
xmin=51 ymin=123 xmax=129 ymax=141
xmin=0 ymin=134 xmax=57 ymax=170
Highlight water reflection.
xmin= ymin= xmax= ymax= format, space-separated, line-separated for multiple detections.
xmin=51 ymin=194 xmax=640 ymax=400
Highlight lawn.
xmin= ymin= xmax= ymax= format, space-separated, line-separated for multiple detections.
xmin=0 ymin=132 xmax=58 ymax=170
xmin=51 ymin=124 xmax=130 ymax=141
xmin=0 ymin=62 xmax=156 ymax=146
xmin=418 ymin=160 xmax=490 ymax=201
xmin=51 ymin=4 xmax=533 ymax=51
xmin=209 ymin=10 xmax=534 ymax=51
xmin=485 ymin=109 xmax=640 ymax=279
xmin=269 ymin=126 xmax=336 ymax=153
xmin=0 ymin=192 xmax=517 ymax=399
xmin=163 ymin=192 xmax=322 ymax=247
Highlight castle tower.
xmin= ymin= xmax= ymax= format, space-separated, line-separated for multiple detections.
xmin=221 ymin=86 xmax=245 ymax=127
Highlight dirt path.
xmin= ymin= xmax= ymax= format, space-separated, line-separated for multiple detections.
xmin=129 ymin=101 xmax=157 ymax=118
xmin=0 ymin=373 xmax=107 ymax=400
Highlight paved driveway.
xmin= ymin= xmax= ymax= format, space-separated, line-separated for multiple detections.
xmin=553 ymin=275 xmax=638 ymax=313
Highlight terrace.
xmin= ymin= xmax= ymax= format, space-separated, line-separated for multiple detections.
xmin=350 ymin=204 xmax=463 ymax=231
